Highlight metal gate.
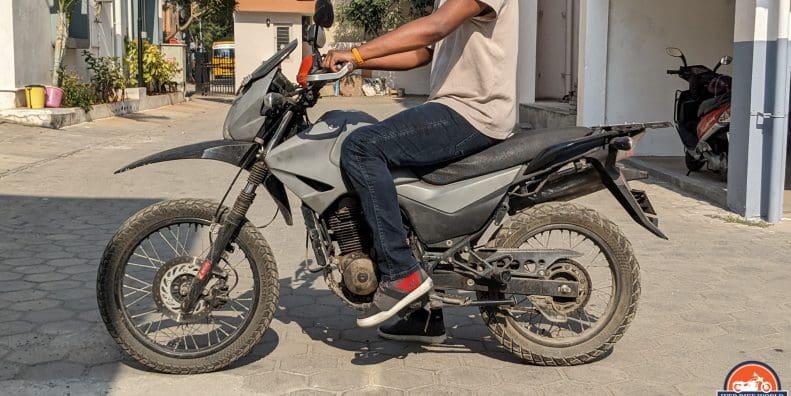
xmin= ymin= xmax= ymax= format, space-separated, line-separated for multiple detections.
xmin=194 ymin=51 xmax=236 ymax=95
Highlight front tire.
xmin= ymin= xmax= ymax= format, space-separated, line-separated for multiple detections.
xmin=97 ymin=199 xmax=278 ymax=374
xmin=479 ymin=203 xmax=640 ymax=366
xmin=685 ymin=151 xmax=705 ymax=173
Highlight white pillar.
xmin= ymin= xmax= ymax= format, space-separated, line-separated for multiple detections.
xmin=728 ymin=0 xmax=790 ymax=222
xmin=517 ymin=0 xmax=538 ymax=106
xmin=0 ymin=1 xmax=18 ymax=109
xmin=576 ymin=0 xmax=609 ymax=126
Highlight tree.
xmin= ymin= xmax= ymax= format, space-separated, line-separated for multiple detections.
xmin=164 ymin=0 xmax=237 ymax=43
xmin=52 ymin=0 xmax=79 ymax=86
xmin=188 ymin=17 xmax=233 ymax=50
xmin=338 ymin=0 xmax=433 ymax=40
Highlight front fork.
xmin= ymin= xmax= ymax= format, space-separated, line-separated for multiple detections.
xmin=180 ymin=159 xmax=269 ymax=314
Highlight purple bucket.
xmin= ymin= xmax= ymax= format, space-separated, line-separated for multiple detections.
xmin=45 ymin=86 xmax=64 ymax=108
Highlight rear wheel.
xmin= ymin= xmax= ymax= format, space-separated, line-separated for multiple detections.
xmin=479 ymin=203 xmax=640 ymax=366
xmin=97 ymin=199 xmax=278 ymax=374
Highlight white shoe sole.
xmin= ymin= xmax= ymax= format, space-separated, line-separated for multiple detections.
xmin=356 ymin=278 xmax=434 ymax=328
xmin=377 ymin=328 xmax=447 ymax=344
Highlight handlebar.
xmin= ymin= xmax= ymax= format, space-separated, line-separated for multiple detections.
xmin=305 ymin=63 xmax=355 ymax=83
xmin=667 ymin=70 xmax=680 ymax=75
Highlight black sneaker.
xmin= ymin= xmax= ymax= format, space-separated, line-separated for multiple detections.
xmin=378 ymin=308 xmax=446 ymax=344
xmin=356 ymin=267 xmax=433 ymax=328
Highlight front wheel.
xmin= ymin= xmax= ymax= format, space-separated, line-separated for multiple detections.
xmin=97 ymin=199 xmax=279 ymax=374
xmin=479 ymin=203 xmax=640 ymax=366
xmin=685 ymin=151 xmax=705 ymax=173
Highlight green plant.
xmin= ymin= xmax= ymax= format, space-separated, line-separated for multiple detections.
xmin=338 ymin=0 xmax=433 ymax=40
xmin=57 ymin=67 xmax=96 ymax=112
xmin=83 ymin=51 xmax=126 ymax=103
xmin=125 ymin=40 xmax=181 ymax=93
xmin=164 ymin=0 xmax=237 ymax=42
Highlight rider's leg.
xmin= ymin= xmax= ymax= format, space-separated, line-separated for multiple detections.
xmin=341 ymin=102 xmax=498 ymax=327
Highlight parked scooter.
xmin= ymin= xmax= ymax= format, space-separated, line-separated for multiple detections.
xmin=666 ymin=47 xmax=733 ymax=177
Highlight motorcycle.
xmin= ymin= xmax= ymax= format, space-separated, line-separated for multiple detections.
xmin=733 ymin=373 xmax=774 ymax=393
xmin=666 ymin=47 xmax=733 ymax=177
xmin=97 ymin=0 xmax=669 ymax=374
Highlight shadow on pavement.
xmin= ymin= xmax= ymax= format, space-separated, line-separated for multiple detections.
xmin=273 ymin=264 xmax=525 ymax=367
xmin=0 ymin=192 xmax=521 ymax=386
xmin=0 ymin=194 xmax=282 ymax=383
xmin=192 ymin=96 xmax=235 ymax=105
xmin=0 ymin=194 xmax=162 ymax=383
xmin=118 ymin=114 xmax=172 ymax=122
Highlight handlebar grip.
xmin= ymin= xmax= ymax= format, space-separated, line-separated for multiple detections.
xmin=667 ymin=70 xmax=680 ymax=75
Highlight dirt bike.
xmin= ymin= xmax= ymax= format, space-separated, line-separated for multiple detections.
xmin=97 ymin=0 xmax=669 ymax=374
xmin=666 ymin=47 xmax=733 ymax=177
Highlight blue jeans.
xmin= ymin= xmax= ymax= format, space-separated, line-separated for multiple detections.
xmin=340 ymin=102 xmax=498 ymax=281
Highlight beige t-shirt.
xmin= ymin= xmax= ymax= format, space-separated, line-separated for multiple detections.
xmin=429 ymin=0 xmax=519 ymax=140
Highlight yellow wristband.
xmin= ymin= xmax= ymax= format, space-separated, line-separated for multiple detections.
xmin=351 ymin=47 xmax=365 ymax=66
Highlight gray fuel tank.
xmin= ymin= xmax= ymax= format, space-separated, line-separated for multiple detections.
xmin=266 ymin=110 xmax=379 ymax=214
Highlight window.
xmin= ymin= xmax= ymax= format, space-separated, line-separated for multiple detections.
xmin=276 ymin=26 xmax=290 ymax=51
xmin=68 ymin=0 xmax=90 ymax=42
xmin=50 ymin=0 xmax=90 ymax=48
xmin=213 ymin=48 xmax=235 ymax=59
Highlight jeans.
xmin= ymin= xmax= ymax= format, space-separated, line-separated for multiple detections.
xmin=340 ymin=102 xmax=499 ymax=281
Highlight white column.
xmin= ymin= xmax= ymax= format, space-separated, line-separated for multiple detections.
xmin=576 ymin=0 xmax=609 ymax=126
xmin=0 ymin=1 xmax=18 ymax=109
xmin=728 ymin=0 xmax=790 ymax=222
xmin=517 ymin=0 xmax=538 ymax=105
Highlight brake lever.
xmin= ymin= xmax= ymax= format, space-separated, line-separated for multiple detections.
xmin=305 ymin=63 xmax=354 ymax=83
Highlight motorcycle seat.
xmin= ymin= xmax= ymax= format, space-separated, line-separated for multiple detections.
xmin=417 ymin=126 xmax=593 ymax=186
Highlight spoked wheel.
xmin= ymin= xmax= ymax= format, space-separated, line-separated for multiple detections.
xmin=479 ymin=203 xmax=640 ymax=366
xmin=97 ymin=199 xmax=278 ymax=374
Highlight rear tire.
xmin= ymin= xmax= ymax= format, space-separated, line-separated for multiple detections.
xmin=97 ymin=199 xmax=278 ymax=374
xmin=479 ymin=203 xmax=640 ymax=366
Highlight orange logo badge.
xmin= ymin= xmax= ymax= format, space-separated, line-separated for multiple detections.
xmin=718 ymin=361 xmax=787 ymax=396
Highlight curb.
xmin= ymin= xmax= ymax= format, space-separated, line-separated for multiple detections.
xmin=0 ymin=91 xmax=186 ymax=129
xmin=625 ymin=157 xmax=728 ymax=207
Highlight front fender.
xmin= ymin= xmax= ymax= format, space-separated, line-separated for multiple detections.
xmin=115 ymin=140 xmax=258 ymax=174
xmin=114 ymin=139 xmax=295 ymax=226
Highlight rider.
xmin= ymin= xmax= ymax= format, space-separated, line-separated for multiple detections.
xmin=322 ymin=0 xmax=518 ymax=337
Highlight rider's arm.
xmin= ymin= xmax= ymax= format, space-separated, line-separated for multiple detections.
xmin=322 ymin=0 xmax=492 ymax=72
xmin=356 ymin=48 xmax=434 ymax=71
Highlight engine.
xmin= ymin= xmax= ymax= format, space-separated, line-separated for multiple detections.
xmin=327 ymin=198 xmax=379 ymax=297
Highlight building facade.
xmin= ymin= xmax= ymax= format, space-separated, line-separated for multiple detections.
xmin=0 ymin=0 xmax=164 ymax=109
xmin=233 ymin=0 xmax=314 ymax=89
xmin=518 ymin=0 xmax=789 ymax=223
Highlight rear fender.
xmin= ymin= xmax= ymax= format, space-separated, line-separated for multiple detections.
xmin=590 ymin=157 xmax=668 ymax=240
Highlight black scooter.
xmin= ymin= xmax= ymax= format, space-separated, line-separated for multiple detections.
xmin=666 ymin=47 xmax=733 ymax=176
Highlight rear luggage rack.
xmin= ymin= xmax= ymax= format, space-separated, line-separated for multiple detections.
xmin=591 ymin=122 xmax=673 ymax=134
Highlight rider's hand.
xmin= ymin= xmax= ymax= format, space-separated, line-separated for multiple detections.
xmin=322 ymin=50 xmax=356 ymax=72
